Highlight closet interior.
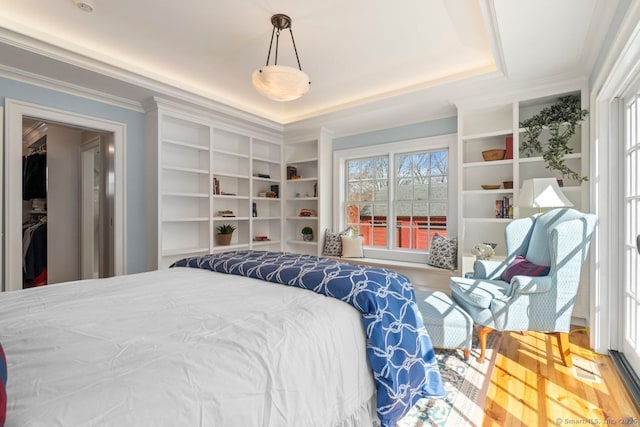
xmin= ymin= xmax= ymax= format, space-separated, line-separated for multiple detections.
xmin=22 ymin=129 xmax=47 ymax=288
xmin=21 ymin=117 xmax=115 ymax=289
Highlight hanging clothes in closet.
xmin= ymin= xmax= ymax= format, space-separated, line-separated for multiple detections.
xmin=22 ymin=138 xmax=48 ymax=288
xmin=23 ymin=151 xmax=47 ymax=200
xmin=22 ymin=216 xmax=47 ymax=287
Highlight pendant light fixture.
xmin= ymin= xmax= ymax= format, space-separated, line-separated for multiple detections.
xmin=251 ymin=14 xmax=310 ymax=102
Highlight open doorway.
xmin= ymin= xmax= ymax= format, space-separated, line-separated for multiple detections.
xmin=3 ymin=99 xmax=126 ymax=291
xmin=21 ymin=118 xmax=114 ymax=287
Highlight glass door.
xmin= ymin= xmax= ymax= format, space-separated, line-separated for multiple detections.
xmin=622 ymin=88 xmax=640 ymax=376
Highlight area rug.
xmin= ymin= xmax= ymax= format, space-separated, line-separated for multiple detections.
xmin=397 ymin=331 xmax=503 ymax=427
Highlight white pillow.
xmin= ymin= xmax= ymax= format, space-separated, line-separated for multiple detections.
xmin=340 ymin=235 xmax=364 ymax=258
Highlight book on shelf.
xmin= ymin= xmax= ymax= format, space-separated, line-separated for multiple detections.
xmin=495 ymin=196 xmax=513 ymax=219
xmin=505 ymin=135 xmax=513 ymax=160
xmin=258 ymin=191 xmax=278 ymax=198
xmin=286 ymin=166 xmax=297 ymax=180
xmin=270 ymin=184 xmax=279 ymax=198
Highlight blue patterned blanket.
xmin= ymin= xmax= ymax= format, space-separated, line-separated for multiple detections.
xmin=172 ymin=251 xmax=444 ymax=426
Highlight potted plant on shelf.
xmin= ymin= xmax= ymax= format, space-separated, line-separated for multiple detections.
xmin=301 ymin=226 xmax=313 ymax=242
xmin=216 ymin=224 xmax=236 ymax=246
xmin=519 ymin=94 xmax=589 ymax=183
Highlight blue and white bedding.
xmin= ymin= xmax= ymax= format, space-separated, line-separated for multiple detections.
xmin=173 ymin=250 xmax=445 ymax=426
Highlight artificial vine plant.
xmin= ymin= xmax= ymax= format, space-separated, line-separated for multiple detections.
xmin=519 ymin=94 xmax=589 ymax=182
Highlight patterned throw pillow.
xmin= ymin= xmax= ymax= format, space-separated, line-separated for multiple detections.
xmin=426 ymin=234 xmax=458 ymax=270
xmin=322 ymin=228 xmax=353 ymax=256
xmin=500 ymin=255 xmax=550 ymax=282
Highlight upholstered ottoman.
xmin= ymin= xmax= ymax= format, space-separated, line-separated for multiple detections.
xmin=414 ymin=290 xmax=473 ymax=359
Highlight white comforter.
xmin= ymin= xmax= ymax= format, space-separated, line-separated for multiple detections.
xmin=0 ymin=268 xmax=376 ymax=427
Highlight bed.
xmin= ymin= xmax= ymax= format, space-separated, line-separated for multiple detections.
xmin=0 ymin=251 xmax=443 ymax=427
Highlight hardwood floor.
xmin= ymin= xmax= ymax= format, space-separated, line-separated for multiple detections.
xmin=483 ymin=327 xmax=640 ymax=426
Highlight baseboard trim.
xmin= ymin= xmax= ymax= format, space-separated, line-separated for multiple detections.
xmin=609 ymin=350 xmax=640 ymax=412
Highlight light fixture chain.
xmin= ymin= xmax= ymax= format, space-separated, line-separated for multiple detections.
xmin=274 ymin=29 xmax=280 ymax=65
xmin=265 ymin=26 xmax=276 ymax=66
xmin=288 ymin=28 xmax=303 ymax=71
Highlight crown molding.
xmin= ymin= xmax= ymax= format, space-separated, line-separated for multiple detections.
xmin=453 ymin=73 xmax=589 ymax=108
xmin=480 ymin=0 xmax=508 ymax=79
xmin=0 ymin=26 xmax=284 ymax=129
xmin=0 ymin=63 xmax=144 ymax=112
xmin=149 ymin=97 xmax=284 ymax=139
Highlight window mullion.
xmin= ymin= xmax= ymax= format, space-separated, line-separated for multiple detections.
xmin=388 ymin=153 xmax=395 ymax=250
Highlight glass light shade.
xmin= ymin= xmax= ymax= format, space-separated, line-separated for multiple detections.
xmin=518 ymin=178 xmax=574 ymax=208
xmin=251 ymin=65 xmax=310 ymax=102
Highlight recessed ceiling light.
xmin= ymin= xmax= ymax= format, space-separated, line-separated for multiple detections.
xmin=73 ymin=0 xmax=95 ymax=13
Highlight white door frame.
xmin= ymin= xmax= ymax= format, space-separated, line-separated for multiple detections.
xmin=80 ymin=137 xmax=101 ymax=280
xmin=3 ymin=99 xmax=127 ymax=291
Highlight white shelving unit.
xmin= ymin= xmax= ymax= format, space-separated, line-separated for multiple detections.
xmin=250 ymin=138 xmax=283 ymax=252
xmin=146 ymin=100 xmax=283 ymax=269
xmin=457 ymin=84 xmax=589 ymax=263
xmin=211 ymin=127 xmax=251 ymax=252
xmin=283 ymin=130 xmax=332 ymax=255
xmin=148 ymin=109 xmax=212 ymax=269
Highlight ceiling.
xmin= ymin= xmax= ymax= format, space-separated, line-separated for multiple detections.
xmin=0 ymin=0 xmax=621 ymax=132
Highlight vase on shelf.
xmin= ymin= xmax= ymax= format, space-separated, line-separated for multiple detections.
xmin=216 ymin=233 xmax=233 ymax=246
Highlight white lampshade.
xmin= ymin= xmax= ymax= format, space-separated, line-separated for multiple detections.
xmin=251 ymin=65 xmax=310 ymax=102
xmin=518 ymin=178 xmax=574 ymax=208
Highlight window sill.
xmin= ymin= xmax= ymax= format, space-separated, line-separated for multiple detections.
xmin=323 ymin=255 xmax=454 ymax=274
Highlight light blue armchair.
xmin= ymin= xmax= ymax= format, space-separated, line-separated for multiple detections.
xmin=449 ymin=208 xmax=596 ymax=366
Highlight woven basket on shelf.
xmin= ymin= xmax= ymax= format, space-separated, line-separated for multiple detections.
xmin=482 ymin=149 xmax=506 ymax=161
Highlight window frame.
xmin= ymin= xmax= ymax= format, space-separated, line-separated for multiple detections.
xmin=333 ymin=133 xmax=458 ymax=263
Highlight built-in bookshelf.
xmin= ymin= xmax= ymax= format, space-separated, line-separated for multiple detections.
xmin=284 ymin=130 xmax=332 ymax=255
xmin=457 ymin=84 xmax=588 ymax=261
xmin=146 ymin=100 xmax=283 ymax=269
xmin=250 ymin=138 xmax=283 ymax=251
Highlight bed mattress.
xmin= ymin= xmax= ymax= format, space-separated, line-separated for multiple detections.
xmin=0 ymin=268 xmax=377 ymax=426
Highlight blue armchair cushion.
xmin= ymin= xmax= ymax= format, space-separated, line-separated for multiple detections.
xmin=500 ymin=255 xmax=550 ymax=282
xmin=449 ymin=277 xmax=510 ymax=309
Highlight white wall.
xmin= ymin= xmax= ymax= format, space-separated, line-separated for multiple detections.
xmin=47 ymin=124 xmax=82 ymax=284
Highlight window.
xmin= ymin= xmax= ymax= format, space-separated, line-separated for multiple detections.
xmin=336 ymin=135 xmax=455 ymax=263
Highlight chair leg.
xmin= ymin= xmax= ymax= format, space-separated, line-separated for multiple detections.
xmin=476 ymin=326 xmax=494 ymax=363
xmin=463 ymin=349 xmax=471 ymax=360
xmin=554 ymin=332 xmax=573 ymax=367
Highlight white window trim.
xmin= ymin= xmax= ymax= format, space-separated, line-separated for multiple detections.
xmin=333 ymin=133 xmax=458 ymax=263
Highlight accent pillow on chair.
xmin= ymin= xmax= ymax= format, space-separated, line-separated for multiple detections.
xmin=426 ymin=234 xmax=458 ymax=270
xmin=500 ymin=255 xmax=550 ymax=282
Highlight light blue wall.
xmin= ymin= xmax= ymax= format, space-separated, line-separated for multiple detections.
xmin=0 ymin=76 xmax=146 ymax=273
xmin=333 ymin=116 xmax=457 ymax=150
